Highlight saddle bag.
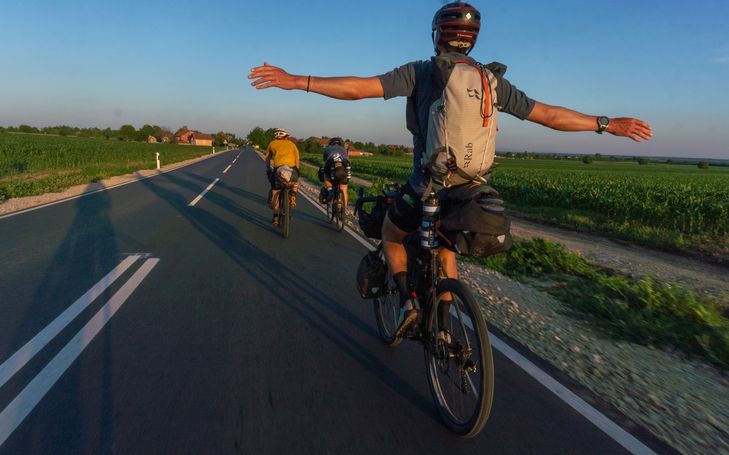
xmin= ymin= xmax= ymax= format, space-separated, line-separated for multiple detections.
xmin=440 ymin=183 xmax=512 ymax=258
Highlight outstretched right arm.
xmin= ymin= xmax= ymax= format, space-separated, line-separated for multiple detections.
xmin=248 ymin=62 xmax=384 ymax=100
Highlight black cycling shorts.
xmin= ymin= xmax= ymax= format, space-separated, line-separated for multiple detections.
xmin=387 ymin=182 xmax=423 ymax=233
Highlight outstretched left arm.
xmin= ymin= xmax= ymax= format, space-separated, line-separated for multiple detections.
xmin=526 ymin=101 xmax=653 ymax=142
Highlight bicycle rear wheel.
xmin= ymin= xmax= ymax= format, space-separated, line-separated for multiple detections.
xmin=334 ymin=188 xmax=345 ymax=232
xmin=281 ymin=188 xmax=291 ymax=238
xmin=425 ymin=278 xmax=494 ymax=437
xmin=373 ymin=269 xmax=403 ymax=347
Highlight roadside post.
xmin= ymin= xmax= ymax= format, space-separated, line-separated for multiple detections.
xmin=156 ymin=152 xmax=160 ymax=170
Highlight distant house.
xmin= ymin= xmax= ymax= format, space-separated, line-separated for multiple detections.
xmin=175 ymin=129 xmax=213 ymax=147
xmin=147 ymin=135 xmax=158 ymax=143
xmin=156 ymin=131 xmax=174 ymax=143
xmin=344 ymin=141 xmax=372 ymax=157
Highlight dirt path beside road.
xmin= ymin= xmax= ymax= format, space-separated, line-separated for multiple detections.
xmin=509 ymin=216 xmax=729 ymax=299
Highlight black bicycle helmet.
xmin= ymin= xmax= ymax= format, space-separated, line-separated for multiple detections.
xmin=432 ymin=2 xmax=481 ymax=55
xmin=328 ymin=137 xmax=344 ymax=146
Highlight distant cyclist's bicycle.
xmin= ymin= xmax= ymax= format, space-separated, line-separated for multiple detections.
xmin=355 ymin=187 xmax=494 ymax=437
xmin=270 ymin=166 xmax=298 ymax=239
xmin=278 ymin=185 xmax=292 ymax=238
xmin=326 ymin=181 xmax=346 ymax=232
xmin=320 ymin=159 xmax=351 ymax=233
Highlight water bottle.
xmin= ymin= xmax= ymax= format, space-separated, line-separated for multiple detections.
xmin=420 ymin=194 xmax=440 ymax=249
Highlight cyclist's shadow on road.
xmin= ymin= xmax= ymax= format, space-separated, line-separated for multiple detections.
xmin=139 ymin=174 xmax=437 ymax=420
xmin=9 ymin=183 xmax=119 ymax=452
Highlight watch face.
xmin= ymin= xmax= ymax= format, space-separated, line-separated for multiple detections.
xmin=598 ymin=116 xmax=609 ymax=127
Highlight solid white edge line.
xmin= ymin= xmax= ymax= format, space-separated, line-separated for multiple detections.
xmin=447 ymin=307 xmax=654 ymax=453
xmin=489 ymin=337 xmax=656 ymax=455
xmin=223 ymin=165 xmax=232 ymax=174
xmin=0 ymin=150 xmax=237 ymax=221
xmin=188 ymin=178 xmax=220 ymax=207
xmin=296 ymin=191 xmax=375 ymax=251
xmin=0 ymin=258 xmax=159 ymax=448
xmin=0 ymin=255 xmax=140 ymax=389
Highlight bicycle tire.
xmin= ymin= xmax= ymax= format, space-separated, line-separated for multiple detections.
xmin=424 ymin=278 xmax=494 ymax=437
xmin=334 ymin=189 xmax=345 ymax=232
xmin=373 ymin=269 xmax=403 ymax=347
xmin=281 ymin=187 xmax=290 ymax=239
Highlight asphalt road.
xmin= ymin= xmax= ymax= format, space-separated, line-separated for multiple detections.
xmin=0 ymin=147 xmax=667 ymax=454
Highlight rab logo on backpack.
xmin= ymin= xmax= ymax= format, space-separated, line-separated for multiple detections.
xmin=424 ymin=59 xmax=499 ymax=186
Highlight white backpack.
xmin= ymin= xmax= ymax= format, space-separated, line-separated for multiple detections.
xmin=422 ymin=59 xmax=498 ymax=186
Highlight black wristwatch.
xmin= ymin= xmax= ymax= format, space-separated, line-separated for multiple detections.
xmin=596 ymin=116 xmax=610 ymax=134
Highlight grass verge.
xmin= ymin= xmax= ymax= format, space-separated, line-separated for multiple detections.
xmin=473 ymin=238 xmax=729 ymax=369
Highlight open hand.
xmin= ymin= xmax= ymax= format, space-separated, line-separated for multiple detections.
xmin=608 ymin=118 xmax=653 ymax=142
xmin=248 ymin=62 xmax=299 ymax=90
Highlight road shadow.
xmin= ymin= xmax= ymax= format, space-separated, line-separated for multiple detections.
xmin=2 ymin=183 xmax=119 ymax=453
xmin=138 ymin=173 xmax=436 ymax=420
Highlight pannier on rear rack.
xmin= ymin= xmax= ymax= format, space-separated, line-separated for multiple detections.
xmin=354 ymin=183 xmax=400 ymax=240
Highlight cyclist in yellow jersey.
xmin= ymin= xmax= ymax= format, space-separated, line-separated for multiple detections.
xmin=265 ymin=128 xmax=300 ymax=225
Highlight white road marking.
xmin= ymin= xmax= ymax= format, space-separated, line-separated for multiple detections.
xmin=188 ymin=178 xmax=220 ymax=207
xmin=0 ymin=258 xmax=159 ymax=448
xmin=296 ymin=191 xmax=375 ymax=251
xmin=0 ymin=255 xmax=140 ymax=389
xmin=223 ymin=165 xmax=232 ymax=174
xmin=489 ymin=337 xmax=655 ymax=454
xmin=232 ymin=159 xmax=237 ymax=164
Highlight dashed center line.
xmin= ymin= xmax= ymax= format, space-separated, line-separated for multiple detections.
xmin=188 ymin=178 xmax=220 ymax=207
xmin=223 ymin=164 xmax=232 ymax=174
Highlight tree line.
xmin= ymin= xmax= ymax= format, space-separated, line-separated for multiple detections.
xmin=1 ymin=124 xmax=240 ymax=147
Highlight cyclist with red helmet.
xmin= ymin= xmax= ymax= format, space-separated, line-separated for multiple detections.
xmin=249 ymin=2 xmax=652 ymax=332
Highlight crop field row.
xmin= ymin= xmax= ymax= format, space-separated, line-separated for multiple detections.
xmin=0 ymin=133 xmax=214 ymax=201
xmin=309 ymin=153 xmax=729 ymax=254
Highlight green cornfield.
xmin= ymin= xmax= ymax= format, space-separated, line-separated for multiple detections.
xmin=0 ymin=133 xmax=214 ymax=201
xmin=306 ymin=153 xmax=729 ymax=253
xmin=490 ymin=160 xmax=729 ymax=237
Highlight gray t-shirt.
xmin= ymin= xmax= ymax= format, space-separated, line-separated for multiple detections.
xmin=322 ymin=144 xmax=349 ymax=163
xmin=378 ymin=53 xmax=536 ymax=192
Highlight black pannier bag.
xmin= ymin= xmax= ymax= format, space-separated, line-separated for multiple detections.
xmin=356 ymin=248 xmax=386 ymax=298
xmin=354 ymin=184 xmax=398 ymax=240
xmin=439 ymin=183 xmax=513 ymax=258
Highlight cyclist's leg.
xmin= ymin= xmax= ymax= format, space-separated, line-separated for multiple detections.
xmin=437 ymin=248 xmax=457 ymax=333
xmin=383 ymin=183 xmax=422 ymax=306
xmin=341 ymin=183 xmax=349 ymax=209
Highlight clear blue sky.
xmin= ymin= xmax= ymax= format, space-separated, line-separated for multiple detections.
xmin=1 ymin=0 xmax=728 ymax=158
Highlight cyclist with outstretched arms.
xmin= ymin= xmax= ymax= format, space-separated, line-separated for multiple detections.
xmin=265 ymin=128 xmax=300 ymax=225
xmin=249 ymin=2 xmax=652 ymax=333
